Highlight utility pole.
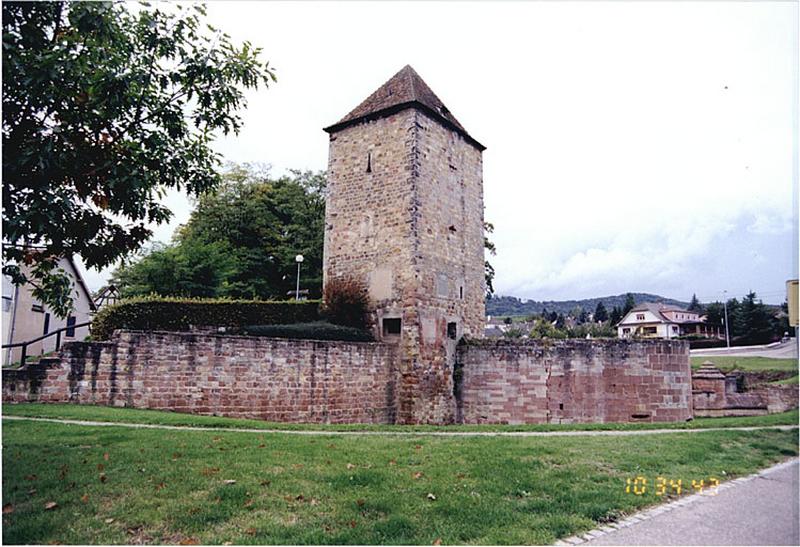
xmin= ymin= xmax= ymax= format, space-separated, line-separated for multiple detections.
xmin=723 ymin=289 xmax=731 ymax=348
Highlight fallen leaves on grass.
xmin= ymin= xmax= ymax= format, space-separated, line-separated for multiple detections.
xmin=178 ymin=537 xmax=199 ymax=545
xmin=80 ymin=494 xmax=90 ymax=503
xmin=413 ymin=472 xmax=424 ymax=479
xmin=155 ymin=482 xmax=166 ymax=492
xmin=200 ymin=467 xmax=220 ymax=477
xmin=346 ymin=463 xmax=356 ymax=470
xmin=427 ymin=493 xmax=436 ymax=501
xmin=245 ymin=528 xmax=256 ymax=536
xmin=103 ymin=453 xmax=109 ymax=461
xmin=3 ymin=504 xmax=14 ymax=514
xmin=44 ymin=501 xmax=58 ymax=510
xmin=259 ymin=480 xmax=271 ymax=487
xmin=99 ymin=473 xmax=107 ymax=483
xmin=172 ymin=453 xmax=181 ymax=461
xmin=292 ymin=463 xmax=304 ymax=469
xmin=24 ymin=474 xmax=37 ymax=481
xmin=97 ymin=463 xmax=105 ymax=471
xmin=356 ymin=499 xmax=365 ymax=507
xmin=104 ymin=518 xmax=115 ymax=524
xmin=222 ymin=479 xmax=236 ymax=485
xmin=433 ymin=539 xmax=442 ymax=545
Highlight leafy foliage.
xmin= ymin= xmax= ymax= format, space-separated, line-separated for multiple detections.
xmin=242 ymin=321 xmax=374 ymax=342
xmin=321 ymin=277 xmax=370 ymax=330
xmin=2 ymin=1 xmax=275 ymax=316
xmin=112 ymin=165 xmax=326 ymax=300
xmin=483 ymin=221 xmax=496 ymax=295
xmin=91 ymin=296 xmax=320 ymax=340
xmin=702 ymin=291 xmax=787 ymax=345
xmin=593 ymin=302 xmax=608 ymax=323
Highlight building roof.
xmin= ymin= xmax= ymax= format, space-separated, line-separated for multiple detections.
xmin=324 ymin=65 xmax=485 ymax=151
xmin=619 ymin=302 xmax=700 ymax=326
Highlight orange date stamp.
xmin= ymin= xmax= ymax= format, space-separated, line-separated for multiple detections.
xmin=625 ymin=476 xmax=720 ymax=496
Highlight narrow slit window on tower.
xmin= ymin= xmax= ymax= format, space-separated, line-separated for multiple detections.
xmin=459 ymin=286 xmax=463 ymax=300
xmin=366 ymin=152 xmax=372 ymax=173
xmin=382 ymin=318 xmax=401 ymax=336
xmin=447 ymin=322 xmax=457 ymax=340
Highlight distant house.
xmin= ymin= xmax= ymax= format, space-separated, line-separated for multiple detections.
xmin=2 ymin=256 xmax=96 ymax=365
xmin=617 ymin=302 xmax=723 ymax=340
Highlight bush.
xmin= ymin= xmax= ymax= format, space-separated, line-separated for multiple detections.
xmin=92 ymin=296 xmax=320 ymax=340
xmin=321 ymin=277 xmax=369 ymax=330
xmin=242 ymin=321 xmax=374 ymax=342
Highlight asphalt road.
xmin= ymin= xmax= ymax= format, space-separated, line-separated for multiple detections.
xmin=584 ymin=459 xmax=800 ymax=546
xmin=691 ymin=339 xmax=798 ymax=359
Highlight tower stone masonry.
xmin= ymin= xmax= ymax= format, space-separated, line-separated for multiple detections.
xmin=323 ymin=65 xmax=486 ymax=424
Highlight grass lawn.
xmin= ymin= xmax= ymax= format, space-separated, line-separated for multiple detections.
xmin=3 ymin=403 xmax=799 ymax=433
xmin=690 ymin=356 xmax=798 ymax=373
xmin=2 ymin=418 xmax=798 ymax=545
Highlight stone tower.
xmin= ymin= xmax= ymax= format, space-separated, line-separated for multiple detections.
xmin=323 ymin=65 xmax=485 ymax=424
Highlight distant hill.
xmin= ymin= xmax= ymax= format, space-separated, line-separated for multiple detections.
xmin=486 ymin=293 xmax=691 ymax=318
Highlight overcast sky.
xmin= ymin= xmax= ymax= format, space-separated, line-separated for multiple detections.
xmin=78 ymin=1 xmax=798 ymax=305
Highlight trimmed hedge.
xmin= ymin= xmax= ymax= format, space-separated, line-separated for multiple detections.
xmin=242 ymin=321 xmax=374 ymax=342
xmin=92 ymin=296 xmax=321 ymax=340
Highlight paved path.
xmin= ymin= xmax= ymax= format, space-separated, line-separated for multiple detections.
xmin=2 ymin=415 xmax=798 ymax=437
xmin=691 ymin=340 xmax=798 ymax=359
xmin=560 ymin=458 xmax=799 ymax=546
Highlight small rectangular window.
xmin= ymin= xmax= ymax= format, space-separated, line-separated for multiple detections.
xmin=43 ymin=313 xmax=50 ymax=335
xmin=66 ymin=316 xmax=77 ymax=337
xmin=447 ymin=322 xmax=457 ymax=340
xmin=382 ymin=318 xmax=401 ymax=336
xmin=2 ymin=296 xmax=11 ymax=312
xmin=32 ymin=304 xmax=44 ymax=313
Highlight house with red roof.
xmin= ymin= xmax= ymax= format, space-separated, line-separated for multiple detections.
xmin=616 ymin=302 xmax=724 ymax=340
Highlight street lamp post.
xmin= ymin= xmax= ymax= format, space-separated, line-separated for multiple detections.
xmin=723 ymin=289 xmax=731 ymax=348
xmin=295 ymin=254 xmax=304 ymax=300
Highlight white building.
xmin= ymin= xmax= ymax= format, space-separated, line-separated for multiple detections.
xmin=617 ymin=302 xmax=723 ymax=340
xmin=2 ymin=257 xmax=96 ymax=365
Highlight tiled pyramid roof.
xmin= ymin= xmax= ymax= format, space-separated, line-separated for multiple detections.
xmin=324 ymin=65 xmax=485 ymax=151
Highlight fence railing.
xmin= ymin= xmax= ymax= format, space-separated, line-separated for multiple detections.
xmin=2 ymin=321 xmax=91 ymax=368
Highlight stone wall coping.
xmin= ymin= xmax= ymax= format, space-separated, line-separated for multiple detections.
xmin=460 ymin=337 xmax=688 ymax=349
xmin=111 ymin=329 xmax=392 ymax=348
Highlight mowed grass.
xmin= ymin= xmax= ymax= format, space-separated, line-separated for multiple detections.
xmin=4 ymin=403 xmax=799 ymax=433
xmin=690 ymin=356 xmax=798 ymax=373
xmin=2 ymin=420 xmax=798 ymax=545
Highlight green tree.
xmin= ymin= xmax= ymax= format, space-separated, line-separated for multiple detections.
xmin=594 ymin=301 xmax=608 ymax=322
xmin=113 ymin=165 xmax=326 ymax=300
xmin=737 ymin=292 xmax=774 ymax=344
xmin=687 ymin=293 xmax=703 ymax=312
xmin=113 ymin=239 xmax=237 ymax=299
xmin=609 ymin=305 xmax=622 ymax=325
xmin=2 ymin=1 xmax=275 ymax=316
xmin=623 ymin=293 xmax=636 ymax=315
xmin=704 ymin=302 xmax=725 ymax=326
xmin=530 ymin=318 xmax=567 ymax=339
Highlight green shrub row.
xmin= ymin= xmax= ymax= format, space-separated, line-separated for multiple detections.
xmin=92 ymin=296 xmax=321 ymax=340
xmin=242 ymin=321 xmax=374 ymax=342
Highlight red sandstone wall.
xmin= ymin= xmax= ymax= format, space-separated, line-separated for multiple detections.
xmin=3 ymin=331 xmax=397 ymax=424
xmin=456 ymin=339 xmax=692 ymax=424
